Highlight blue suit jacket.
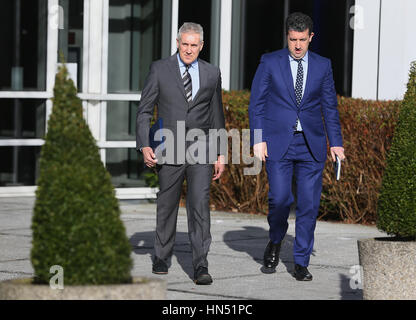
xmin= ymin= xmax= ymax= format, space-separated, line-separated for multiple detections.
xmin=249 ymin=48 xmax=343 ymax=162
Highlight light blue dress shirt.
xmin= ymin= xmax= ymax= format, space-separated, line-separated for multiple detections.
xmin=289 ymin=51 xmax=309 ymax=131
xmin=177 ymin=54 xmax=200 ymax=100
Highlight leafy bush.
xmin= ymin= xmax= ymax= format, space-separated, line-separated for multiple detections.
xmin=376 ymin=61 xmax=416 ymax=238
xmin=210 ymin=90 xmax=269 ymax=214
xmin=31 ymin=65 xmax=133 ymax=285
xmin=208 ymin=90 xmax=401 ymax=224
xmin=144 ymin=169 xmax=159 ymax=188
xmin=320 ymin=96 xmax=401 ymax=224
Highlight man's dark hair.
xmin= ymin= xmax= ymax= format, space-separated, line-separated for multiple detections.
xmin=286 ymin=12 xmax=313 ymax=35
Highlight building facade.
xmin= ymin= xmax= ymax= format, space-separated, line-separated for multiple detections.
xmin=1 ymin=0 xmax=415 ymax=198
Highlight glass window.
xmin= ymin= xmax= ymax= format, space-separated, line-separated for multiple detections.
xmin=108 ymin=0 xmax=164 ymax=93
xmin=294 ymin=0 xmax=355 ymax=97
xmin=234 ymin=0 xmax=285 ymax=90
xmin=0 ymin=99 xmax=46 ymax=139
xmin=106 ymin=101 xmax=138 ymax=141
xmin=238 ymin=0 xmax=354 ymax=96
xmin=0 ymin=0 xmax=47 ymax=91
xmin=106 ymin=148 xmax=151 ymax=188
xmin=178 ymin=0 xmax=213 ymax=63
xmin=0 ymin=147 xmax=41 ymax=186
xmin=58 ymin=0 xmax=84 ymax=91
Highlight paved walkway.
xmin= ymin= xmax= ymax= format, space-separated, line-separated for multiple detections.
xmin=0 ymin=197 xmax=385 ymax=300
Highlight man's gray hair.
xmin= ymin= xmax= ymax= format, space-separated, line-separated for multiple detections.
xmin=177 ymin=22 xmax=204 ymax=42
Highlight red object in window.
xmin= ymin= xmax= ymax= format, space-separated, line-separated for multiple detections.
xmin=68 ymin=32 xmax=75 ymax=45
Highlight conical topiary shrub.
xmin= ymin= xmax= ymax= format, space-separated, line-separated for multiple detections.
xmin=31 ymin=64 xmax=133 ymax=285
xmin=376 ymin=61 xmax=416 ymax=239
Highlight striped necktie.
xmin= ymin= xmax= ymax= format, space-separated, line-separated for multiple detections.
xmin=183 ymin=64 xmax=192 ymax=102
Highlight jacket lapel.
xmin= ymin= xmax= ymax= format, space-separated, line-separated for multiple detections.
xmin=299 ymin=52 xmax=315 ymax=109
xmin=167 ymin=54 xmax=188 ymax=101
xmin=278 ymin=49 xmax=297 ymax=108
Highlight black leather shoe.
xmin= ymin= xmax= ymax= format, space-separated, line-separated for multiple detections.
xmin=293 ymin=264 xmax=313 ymax=281
xmin=194 ymin=267 xmax=213 ymax=285
xmin=262 ymin=241 xmax=281 ymax=273
xmin=152 ymin=257 xmax=168 ymax=274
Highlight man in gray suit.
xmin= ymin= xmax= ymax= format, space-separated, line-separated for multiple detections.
xmin=136 ymin=22 xmax=226 ymax=285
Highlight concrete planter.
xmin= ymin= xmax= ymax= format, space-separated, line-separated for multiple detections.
xmin=357 ymin=238 xmax=416 ymax=300
xmin=0 ymin=277 xmax=166 ymax=300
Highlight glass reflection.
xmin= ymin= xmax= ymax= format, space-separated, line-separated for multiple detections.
xmin=0 ymin=147 xmax=41 ymax=186
xmin=0 ymin=0 xmax=47 ymax=91
xmin=106 ymin=101 xmax=137 ymax=141
xmin=106 ymin=148 xmax=151 ymax=188
xmin=108 ymin=0 xmax=163 ymax=93
xmin=58 ymin=0 xmax=84 ymax=91
xmin=0 ymin=99 xmax=46 ymax=139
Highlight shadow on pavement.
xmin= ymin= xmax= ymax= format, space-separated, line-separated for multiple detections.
xmin=339 ymin=273 xmax=363 ymax=300
xmin=223 ymin=226 xmax=296 ymax=276
xmin=129 ymin=231 xmax=195 ymax=281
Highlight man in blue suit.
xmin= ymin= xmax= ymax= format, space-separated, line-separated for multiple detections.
xmin=249 ymin=12 xmax=345 ymax=281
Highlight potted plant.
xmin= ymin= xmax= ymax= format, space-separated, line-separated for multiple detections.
xmin=0 ymin=64 xmax=165 ymax=300
xmin=357 ymin=61 xmax=416 ymax=300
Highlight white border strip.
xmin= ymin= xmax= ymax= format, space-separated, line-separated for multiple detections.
xmin=0 ymin=92 xmax=141 ymax=101
xmin=0 ymin=92 xmax=52 ymax=99
xmin=97 ymin=141 xmax=136 ymax=148
xmin=219 ymin=0 xmax=232 ymax=90
xmin=77 ymin=93 xmax=141 ymax=101
xmin=0 ymin=186 xmax=158 ymax=199
xmin=0 ymin=186 xmax=37 ymax=198
xmin=0 ymin=140 xmax=45 ymax=147
xmin=0 ymin=140 xmax=136 ymax=148
xmin=171 ymin=0 xmax=179 ymax=54
xmin=116 ymin=187 xmax=158 ymax=200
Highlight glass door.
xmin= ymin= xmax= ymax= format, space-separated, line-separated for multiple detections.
xmin=104 ymin=0 xmax=170 ymax=193
xmin=0 ymin=0 xmax=173 ymax=198
xmin=0 ymin=0 xmax=48 ymax=187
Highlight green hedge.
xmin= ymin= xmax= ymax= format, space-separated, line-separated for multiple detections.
xmin=207 ymin=90 xmax=401 ymax=224
xmin=31 ymin=65 xmax=133 ymax=285
xmin=144 ymin=90 xmax=401 ymax=224
xmin=377 ymin=61 xmax=416 ymax=238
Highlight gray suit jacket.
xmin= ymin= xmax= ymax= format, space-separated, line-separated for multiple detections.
xmin=136 ymin=54 xmax=226 ymax=165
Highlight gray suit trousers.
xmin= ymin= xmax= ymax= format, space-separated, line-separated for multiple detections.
xmin=154 ymin=163 xmax=213 ymax=270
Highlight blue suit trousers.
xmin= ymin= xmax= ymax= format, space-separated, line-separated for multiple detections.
xmin=265 ymin=132 xmax=325 ymax=267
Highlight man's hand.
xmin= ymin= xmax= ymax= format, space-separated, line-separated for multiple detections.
xmin=253 ymin=142 xmax=268 ymax=162
xmin=142 ymin=147 xmax=158 ymax=168
xmin=213 ymin=155 xmax=225 ymax=181
xmin=330 ymin=146 xmax=345 ymax=162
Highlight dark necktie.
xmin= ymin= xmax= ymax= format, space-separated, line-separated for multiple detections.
xmin=295 ymin=59 xmax=303 ymax=106
xmin=183 ymin=64 xmax=192 ymax=102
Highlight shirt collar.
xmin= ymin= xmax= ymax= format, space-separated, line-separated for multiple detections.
xmin=289 ymin=51 xmax=309 ymax=63
xmin=177 ymin=53 xmax=199 ymax=69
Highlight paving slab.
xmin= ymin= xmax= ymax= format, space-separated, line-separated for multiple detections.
xmin=0 ymin=197 xmax=385 ymax=300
